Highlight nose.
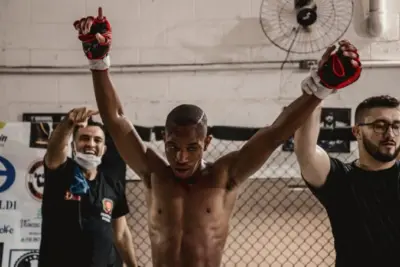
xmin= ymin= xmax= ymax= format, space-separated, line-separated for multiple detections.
xmin=384 ymin=126 xmax=396 ymax=138
xmin=176 ymin=150 xmax=189 ymax=163
xmin=85 ymin=138 xmax=96 ymax=148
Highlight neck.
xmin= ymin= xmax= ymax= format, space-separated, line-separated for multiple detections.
xmin=81 ymin=168 xmax=98 ymax=180
xmin=195 ymin=159 xmax=207 ymax=175
xmin=357 ymin=155 xmax=396 ymax=171
xmin=178 ymin=160 xmax=207 ymax=184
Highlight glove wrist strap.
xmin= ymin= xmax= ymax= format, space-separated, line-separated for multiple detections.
xmin=89 ymin=55 xmax=110 ymax=71
xmin=301 ymin=67 xmax=335 ymax=100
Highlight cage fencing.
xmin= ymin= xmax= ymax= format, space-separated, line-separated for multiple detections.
xmin=124 ymin=126 xmax=358 ymax=267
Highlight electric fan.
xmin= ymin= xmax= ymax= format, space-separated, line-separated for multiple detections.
xmin=259 ymin=0 xmax=354 ymax=54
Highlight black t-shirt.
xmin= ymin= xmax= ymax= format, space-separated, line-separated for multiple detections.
xmin=38 ymin=157 xmax=129 ymax=267
xmin=305 ymin=157 xmax=400 ymax=267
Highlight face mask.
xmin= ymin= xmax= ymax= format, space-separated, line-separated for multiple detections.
xmin=73 ymin=151 xmax=102 ymax=170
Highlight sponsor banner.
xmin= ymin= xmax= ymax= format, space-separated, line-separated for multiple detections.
xmin=0 ymin=122 xmax=49 ymax=265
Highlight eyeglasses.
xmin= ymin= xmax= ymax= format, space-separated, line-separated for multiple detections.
xmin=357 ymin=120 xmax=400 ymax=136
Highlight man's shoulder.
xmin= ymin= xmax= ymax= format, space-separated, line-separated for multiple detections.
xmin=44 ymin=156 xmax=75 ymax=173
xmin=203 ymin=155 xmax=239 ymax=190
xmin=329 ymin=156 xmax=354 ymax=171
xmin=213 ymin=151 xmax=238 ymax=167
xmin=100 ymin=171 xmax=125 ymax=193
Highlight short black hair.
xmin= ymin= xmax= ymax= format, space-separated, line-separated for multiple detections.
xmin=165 ymin=104 xmax=207 ymax=135
xmin=72 ymin=118 xmax=106 ymax=140
xmin=355 ymin=95 xmax=400 ymax=123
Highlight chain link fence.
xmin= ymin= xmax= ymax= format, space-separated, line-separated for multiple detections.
xmin=125 ymin=138 xmax=359 ymax=267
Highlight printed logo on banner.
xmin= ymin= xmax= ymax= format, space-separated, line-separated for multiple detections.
xmin=0 ymin=225 xmax=14 ymax=235
xmin=0 ymin=122 xmax=6 ymax=148
xmin=0 ymin=200 xmax=17 ymax=211
xmin=8 ymin=249 xmax=39 ymax=267
xmin=36 ymin=207 xmax=42 ymax=220
xmin=0 ymin=156 xmax=16 ymax=194
xmin=20 ymin=219 xmax=41 ymax=229
xmin=20 ymin=218 xmax=41 ymax=244
xmin=25 ymin=159 xmax=45 ymax=201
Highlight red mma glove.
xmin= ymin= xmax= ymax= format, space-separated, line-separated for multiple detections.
xmin=73 ymin=7 xmax=112 ymax=70
xmin=301 ymin=40 xmax=362 ymax=99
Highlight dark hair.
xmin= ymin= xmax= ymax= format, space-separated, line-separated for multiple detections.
xmin=72 ymin=117 xmax=106 ymax=140
xmin=165 ymin=104 xmax=207 ymax=135
xmin=355 ymin=95 xmax=400 ymax=123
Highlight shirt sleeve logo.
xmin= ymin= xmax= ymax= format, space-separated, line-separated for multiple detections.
xmin=101 ymin=198 xmax=114 ymax=223
xmin=102 ymin=198 xmax=113 ymax=214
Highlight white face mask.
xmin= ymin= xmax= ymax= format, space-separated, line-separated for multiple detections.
xmin=73 ymin=151 xmax=102 ymax=170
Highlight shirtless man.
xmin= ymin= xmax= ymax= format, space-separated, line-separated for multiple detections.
xmin=73 ymin=8 xmax=361 ymax=267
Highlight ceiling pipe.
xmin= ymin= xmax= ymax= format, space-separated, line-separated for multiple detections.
xmin=0 ymin=60 xmax=399 ymax=75
xmin=368 ymin=0 xmax=387 ymax=37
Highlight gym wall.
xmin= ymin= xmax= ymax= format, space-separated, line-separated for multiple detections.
xmin=1 ymin=0 xmax=400 ymax=126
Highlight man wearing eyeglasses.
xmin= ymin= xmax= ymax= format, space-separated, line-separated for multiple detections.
xmin=293 ymin=95 xmax=400 ymax=267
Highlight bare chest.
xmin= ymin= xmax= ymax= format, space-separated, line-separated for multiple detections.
xmin=145 ymin=171 xmax=238 ymax=266
xmin=147 ymin=173 xmax=236 ymax=230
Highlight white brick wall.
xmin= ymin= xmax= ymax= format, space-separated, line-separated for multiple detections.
xmin=0 ymin=0 xmax=400 ymax=124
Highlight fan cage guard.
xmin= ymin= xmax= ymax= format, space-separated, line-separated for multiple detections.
xmin=259 ymin=0 xmax=354 ymax=54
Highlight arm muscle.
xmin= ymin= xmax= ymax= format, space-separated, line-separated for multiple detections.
xmin=44 ymin=118 xmax=74 ymax=170
xmin=226 ymin=93 xmax=322 ymax=186
xmin=92 ymin=71 xmax=165 ymax=185
xmin=294 ymin=104 xmax=330 ymax=187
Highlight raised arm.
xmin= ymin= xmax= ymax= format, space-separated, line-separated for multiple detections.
xmin=224 ymin=93 xmax=322 ymax=187
xmin=293 ymin=104 xmax=330 ymax=187
xmin=225 ymin=40 xmax=362 ymax=187
xmin=91 ymin=71 xmax=155 ymax=182
xmin=73 ymin=8 xmax=165 ymax=186
xmin=45 ymin=108 xmax=97 ymax=170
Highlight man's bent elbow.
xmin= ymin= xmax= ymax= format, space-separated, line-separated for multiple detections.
xmin=44 ymin=153 xmax=66 ymax=170
xmin=101 ymin=112 xmax=125 ymax=130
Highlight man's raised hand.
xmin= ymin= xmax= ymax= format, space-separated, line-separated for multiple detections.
xmin=73 ymin=7 xmax=112 ymax=70
xmin=67 ymin=107 xmax=99 ymax=128
xmin=317 ymin=40 xmax=361 ymax=90
xmin=301 ymin=40 xmax=362 ymax=99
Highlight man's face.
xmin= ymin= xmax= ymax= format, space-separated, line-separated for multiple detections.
xmin=164 ymin=125 xmax=211 ymax=179
xmin=73 ymin=126 xmax=106 ymax=157
xmin=354 ymin=107 xmax=400 ymax=162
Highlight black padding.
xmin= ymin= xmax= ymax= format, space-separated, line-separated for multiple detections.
xmin=153 ymin=126 xmax=165 ymax=141
xmin=211 ymin=126 xmax=259 ymax=141
xmin=319 ymin=127 xmax=355 ymax=141
xmin=134 ymin=125 xmax=152 ymax=142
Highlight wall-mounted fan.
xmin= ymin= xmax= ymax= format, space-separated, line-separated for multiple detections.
xmin=259 ymin=0 xmax=354 ymax=55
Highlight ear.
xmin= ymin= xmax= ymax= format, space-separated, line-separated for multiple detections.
xmin=352 ymin=126 xmax=362 ymax=140
xmin=162 ymin=130 xmax=166 ymax=143
xmin=203 ymin=135 xmax=212 ymax=151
